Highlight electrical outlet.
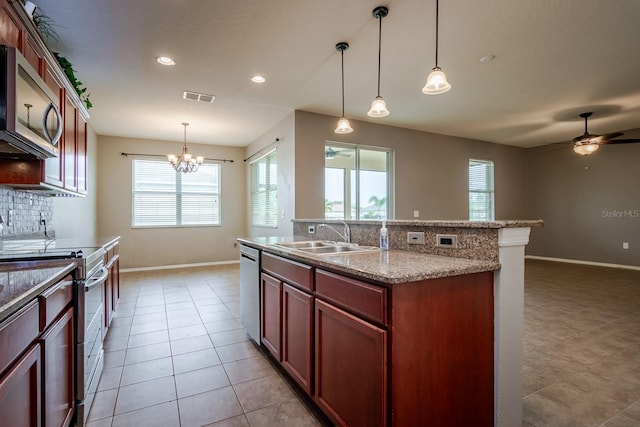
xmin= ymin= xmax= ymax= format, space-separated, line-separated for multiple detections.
xmin=623 ymin=242 xmax=629 ymax=249
xmin=436 ymin=234 xmax=458 ymax=248
xmin=407 ymin=232 xmax=425 ymax=244
xmin=413 ymin=210 xmax=420 ymax=218
xmin=308 ymin=225 xmax=315 ymax=234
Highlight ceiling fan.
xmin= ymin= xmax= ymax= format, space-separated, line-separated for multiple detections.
xmin=325 ymin=147 xmax=353 ymax=159
xmin=571 ymin=112 xmax=640 ymax=156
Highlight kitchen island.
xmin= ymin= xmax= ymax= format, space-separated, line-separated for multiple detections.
xmin=239 ymin=219 xmax=541 ymax=426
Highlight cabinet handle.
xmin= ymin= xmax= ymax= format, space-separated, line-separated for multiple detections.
xmin=42 ymin=102 xmax=63 ymax=146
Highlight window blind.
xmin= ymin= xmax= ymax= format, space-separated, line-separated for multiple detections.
xmin=469 ymin=159 xmax=495 ymax=221
xmin=132 ymin=159 xmax=220 ymax=227
xmin=251 ymin=150 xmax=277 ymax=227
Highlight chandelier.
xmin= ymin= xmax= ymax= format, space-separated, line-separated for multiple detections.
xmin=168 ymin=122 xmax=204 ymax=173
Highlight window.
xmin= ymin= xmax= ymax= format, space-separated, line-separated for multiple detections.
xmin=132 ymin=159 xmax=220 ymax=227
xmin=251 ymin=150 xmax=278 ymax=227
xmin=324 ymin=143 xmax=393 ymax=220
xmin=469 ymin=159 xmax=494 ymax=221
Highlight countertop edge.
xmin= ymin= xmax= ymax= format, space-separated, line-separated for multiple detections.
xmin=0 ymin=261 xmax=76 ymax=324
xmin=237 ymin=238 xmax=500 ymax=285
xmin=291 ymin=219 xmax=544 ymax=229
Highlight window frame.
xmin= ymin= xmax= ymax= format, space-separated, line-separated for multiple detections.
xmin=131 ymin=158 xmax=221 ymax=228
xmin=324 ymin=141 xmax=394 ymax=220
xmin=250 ymin=149 xmax=278 ymax=228
xmin=468 ymin=158 xmax=495 ymax=221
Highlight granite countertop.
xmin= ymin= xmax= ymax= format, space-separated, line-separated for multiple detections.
xmin=0 ymin=260 xmax=77 ymax=323
xmin=291 ymin=219 xmax=544 ymax=229
xmin=238 ymin=237 xmax=500 ymax=285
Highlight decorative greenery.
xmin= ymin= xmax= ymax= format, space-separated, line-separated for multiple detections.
xmin=54 ymin=53 xmax=92 ymax=110
xmin=24 ymin=2 xmax=93 ymax=110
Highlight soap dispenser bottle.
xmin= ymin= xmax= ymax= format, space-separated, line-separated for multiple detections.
xmin=379 ymin=221 xmax=389 ymax=250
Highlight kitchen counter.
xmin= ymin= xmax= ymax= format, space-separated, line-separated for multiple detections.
xmin=0 ymin=260 xmax=76 ymax=323
xmin=237 ymin=236 xmax=500 ymax=284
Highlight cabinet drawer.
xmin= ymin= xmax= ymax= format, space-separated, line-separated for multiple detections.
xmin=316 ymin=270 xmax=387 ymax=326
xmin=39 ymin=276 xmax=73 ymax=331
xmin=262 ymin=253 xmax=314 ymax=291
xmin=0 ymin=300 xmax=39 ymax=376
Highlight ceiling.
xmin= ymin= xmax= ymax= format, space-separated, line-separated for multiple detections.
xmin=34 ymin=0 xmax=640 ymax=148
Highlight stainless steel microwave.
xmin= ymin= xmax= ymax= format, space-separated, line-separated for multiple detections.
xmin=0 ymin=45 xmax=62 ymax=158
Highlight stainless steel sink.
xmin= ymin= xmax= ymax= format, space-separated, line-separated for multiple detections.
xmin=297 ymin=245 xmax=379 ymax=255
xmin=274 ymin=241 xmax=335 ymax=249
xmin=273 ymin=240 xmax=379 ymax=255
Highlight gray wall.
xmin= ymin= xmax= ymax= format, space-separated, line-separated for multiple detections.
xmin=293 ymin=110 xmax=530 ymax=221
xmin=97 ymin=135 xmax=246 ymax=269
xmin=526 ymin=129 xmax=640 ymax=267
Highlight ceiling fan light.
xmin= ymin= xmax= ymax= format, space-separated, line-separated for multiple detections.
xmin=422 ymin=67 xmax=451 ymax=95
xmin=573 ymin=142 xmax=599 ymax=156
xmin=367 ymin=96 xmax=390 ymax=117
xmin=335 ymin=117 xmax=353 ymax=134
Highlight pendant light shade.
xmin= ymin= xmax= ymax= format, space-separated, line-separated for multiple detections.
xmin=423 ymin=67 xmax=451 ymax=95
xmin=422 ymin=0 xmax=451 ymax=95
xmin=368 ymin=96 xmax=390 ymax=118
xmin=334 ymin=42 xmax=353 ymax=134
xmin=367 ymin=6 xmax=390 ymax=118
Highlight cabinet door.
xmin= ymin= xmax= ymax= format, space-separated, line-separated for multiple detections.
xmin=0 ymin=343 xmax=42 ymax=427
xmin=260 ymin=273 xmax=281 ymax=360
xmin=63 ymin=94 xmax=77 ymax=192
xmin=0 ymin=1 xmax=22 ymax=48
xmin=111 ymin=255 xmax=120 ymax=315
xmin=41 ymin=307 xmax=74 ymax=427
xmin=282 ymin=283 xmax=313 ymax=395
xmin=76 ymin=113 xmax=87 ymax=194
xmin=104 ymin=262 xmax=113 ymax=331
xmin=315 ymin=299 xmax=387 ymax=427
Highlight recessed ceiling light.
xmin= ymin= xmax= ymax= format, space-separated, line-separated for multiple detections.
xmin=157 ymin=56 xmax=176 ymax=66
xmin=251 ymin=75 xmax=266 ymax=83
xmin=479 ymin=55 xmax=495 ymax=64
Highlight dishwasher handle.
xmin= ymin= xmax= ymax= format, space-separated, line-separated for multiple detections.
xmin=241 ymin=253 xmax=257 ymax=263
xmin=85 ymin=267 xmax=109 ymax=292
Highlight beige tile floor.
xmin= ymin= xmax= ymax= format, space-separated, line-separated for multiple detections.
xmin=86 ymin=264 xmax=320 ymax=427
xmin=87 ymin=260 xmax=640 ymax=426
xmin=523 ymin=260 xmax=640 ymax=426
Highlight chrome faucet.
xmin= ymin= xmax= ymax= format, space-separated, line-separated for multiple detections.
xmin=317 ymin=222 xmax=351 ymax=244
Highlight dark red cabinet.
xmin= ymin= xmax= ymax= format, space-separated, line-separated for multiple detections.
xmin=260 ymin=273 xmax=282 ymax=360
xmin=282 ymin=283 xmax=313 ymax=395
xmin=0 ymin=343 xmax=41 ymax=427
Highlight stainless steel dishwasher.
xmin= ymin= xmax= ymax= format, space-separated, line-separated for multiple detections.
xmin=239 ymin=244 xmax=261 ymax=343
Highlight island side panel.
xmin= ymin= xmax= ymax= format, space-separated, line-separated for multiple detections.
xmin=390 ymin=271 xmax=494 ymax=426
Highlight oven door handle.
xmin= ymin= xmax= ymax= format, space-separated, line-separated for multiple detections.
xmin=85 ymin=267 xmax=109 ymax=292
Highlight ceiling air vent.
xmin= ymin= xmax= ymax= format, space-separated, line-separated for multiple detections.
xmin=183 ymin=91 xmax=216 ymax=104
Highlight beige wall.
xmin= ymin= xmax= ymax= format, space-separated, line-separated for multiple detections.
xmin=526 ymin=129 xmax=640 ymax=266
xmin=97 ymin=135 xmax=246 ymax=269
xmin=52 ymin=125 xmax=98 ymax=238
xmin=245 ymin=112 xmax=296 ymax=237
xmin=294 ymin=110 xmax=530 ymax=220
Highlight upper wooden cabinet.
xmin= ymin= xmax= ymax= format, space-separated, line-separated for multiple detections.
xmin=0 ymin=0 xmax=90 ymax=196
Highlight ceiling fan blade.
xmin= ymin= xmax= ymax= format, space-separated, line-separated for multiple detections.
xmin=601 ymin=138 xmax=640 ymax=145
xmin=600 ymin=132 xmax=624 ymax=140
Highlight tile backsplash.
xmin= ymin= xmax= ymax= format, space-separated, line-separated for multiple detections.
xmin=0 ymin=187 xmax=54 ymax=239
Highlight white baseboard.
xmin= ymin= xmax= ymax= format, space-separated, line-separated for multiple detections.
xmin=525 ymin=255 xmax=640 ymax=271
xmin=121 ymin=260 xmax=239 ymax=273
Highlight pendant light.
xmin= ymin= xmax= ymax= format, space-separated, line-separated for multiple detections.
xmin=167 ymin=123 xmax=204 ymax=173
xmin=422 ymin=0 xmax=451 ymax=95
xmin=367 ymin=6 xmax=390 ymax=118
xmin=334 ymin=42 xmax=353 ymax=134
